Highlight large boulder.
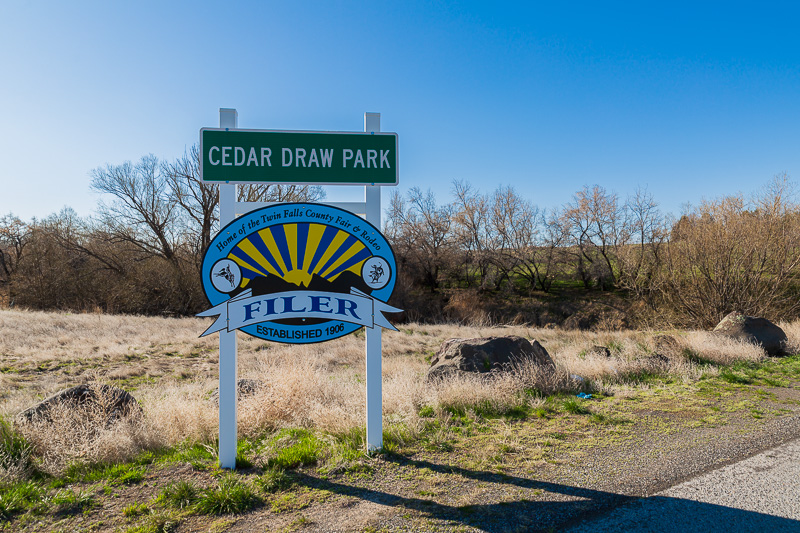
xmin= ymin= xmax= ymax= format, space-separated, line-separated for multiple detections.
xmin=427 ymin=336 xmax=554 ymax=380
xmin=712 ymin=312 xmax=789 ymax=356
xmin=17 ymin=384 xmax=140 ymax=423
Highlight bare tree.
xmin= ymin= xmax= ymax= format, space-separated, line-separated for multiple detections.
xmin=237 ymin=183 xmax=325 ymax=204
xmin=42 ymin=207 xmax=131 ymax=277
xmin=533 ymin=210 xmax=570 ymax=292
xmin=616 ymin=187 xmax=668 ymax=303
xmin=497 ymin=199 xmax=568 ymax=294
xmin=489 ymin=185 xmax=538 ymax=290
xmin=162 ymin=145 xmax=326 ymax=267
xmin=451 ymin=180 xmax=491 ymax=287
xmin=163 ymin=145 xmax=218 ymax=262
xmin=386 ymin=188 xmax=455 ymax=292
xmin=91 ymin=155 xmax=181 ymax=264
xmin=563 ymin=185 xmax=627 ymax=289
xmin=0 ymin=214 xmax=31 ymax=303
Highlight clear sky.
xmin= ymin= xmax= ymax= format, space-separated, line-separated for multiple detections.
xmin=1 ymin=1 xmax=799 ymax=221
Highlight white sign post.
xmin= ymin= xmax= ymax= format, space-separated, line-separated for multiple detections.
xmin=214 ymin=109 xmax=389 ymax=468
xmin=218 ymin=108 xmax=239 ymax=470
xmin=364 ymin=112 xmax=383 ymax=453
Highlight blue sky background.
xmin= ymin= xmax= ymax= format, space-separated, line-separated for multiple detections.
xmin=1 ymin=1 xmax=798 ymax=221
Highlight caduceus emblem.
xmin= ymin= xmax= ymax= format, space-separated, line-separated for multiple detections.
xmin=215 ymin=265 xmax=236 ymax=289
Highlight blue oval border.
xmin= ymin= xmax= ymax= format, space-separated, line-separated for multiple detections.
xmin=201 ymin=202 xmax=397 ymax=344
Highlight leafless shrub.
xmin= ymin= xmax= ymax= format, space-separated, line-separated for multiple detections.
xmin=19 ymin=386 xmax=157 ymax=475
xmin=443 ymin=289 xmax=492 ymax=325
xmin=140 ymin=383 xmax=218 ymax=449
xmin=682 ymin=331 xmax=766 ymax=365
xmin=660 ymin=175 xmax=800 ymax=327
xmin=778 ymin=320 xmax=800 ymax=355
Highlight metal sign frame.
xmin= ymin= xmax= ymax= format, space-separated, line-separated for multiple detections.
xmin=214 ymin=109 xmax=390 ymax=469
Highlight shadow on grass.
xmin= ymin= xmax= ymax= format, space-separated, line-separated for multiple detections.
xmin=288 ymin=454 xmax=800 ymax=532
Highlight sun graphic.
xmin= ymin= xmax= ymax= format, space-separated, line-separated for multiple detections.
xmin=225 ymin=222 xmax=372 ymax=289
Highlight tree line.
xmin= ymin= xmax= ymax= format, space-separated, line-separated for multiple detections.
xmin=387 ymin=175 xmax=800 ymax=327
xmin=0 ymin=148 xmax=323 ymax=316
xmin=2 ymin=147 xmax=799 ymax=328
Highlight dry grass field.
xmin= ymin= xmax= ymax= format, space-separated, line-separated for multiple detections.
xmin=2 ymin=309 xmax=800 ymax=532
xmin=1 ymin=309 xmax=794 ymax=474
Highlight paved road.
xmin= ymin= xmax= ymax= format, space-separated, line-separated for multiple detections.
xmin=563 ymin=437 xmax=800 ymax=532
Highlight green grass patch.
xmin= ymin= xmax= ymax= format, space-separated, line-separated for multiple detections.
xmin=589 ymin=412 xmax=630 ymax=425
xmin=421 ymin=426 xmax=455 ymax=452
xmin=532 ymin=406 xmax=551 ymax=419
xmin=157 ymin=480 xmax=198 ymax=509
xmin=50 ymin=487 xmax=96 ymax=515
xmin=0 ymin=480 xmax=44 ymax=518
xmin=154 ymin=442 xmax=217 ymax=470
xmin=123 ymin=501 xmax=150 ymax=518
xmin=236 ymin=438 xmax=255 ymax=469
xmin=254 ymin=467 xmax=295 ymax=494
xmin=441 ymin=398 xmax=531 ymax=421
xmin=265 ymin=429 xmax=322 ymax=469
xmin=561 ymin=397 xmax=590 ymax=415
xmin=418 ymin=405 xmax=435 ymax=418
xmin=270 ymin=492 xmax=309 ymax=514
xmin=758 ymin=375 xmax=789 ymax=387
xmin=327 ymin=427 xmax=367 ymax=464
xmin=618 ymin=368 xmax=670 ymax=385
xmin=65 ymin=462 xmax=146 ymax=486
xmin=382 ymin=423 xmax=416 ymax=454
xmin=0 ymin=416 xmax=33 ymax=476
xmin=123 ymin=513 xmax=180 ymax=533
xmin=719 ymin=368 xmax=752 ymax=385
xmin=195 ymin=474 xmax=259 ymax=515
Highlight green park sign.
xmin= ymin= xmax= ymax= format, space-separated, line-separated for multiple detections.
xmin=200 ymin=129 xmax=398 ymax=185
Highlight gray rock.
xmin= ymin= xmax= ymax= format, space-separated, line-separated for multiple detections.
xmin=427 ymin=336 xmax=555 ymax=380
xmin=652 ymin=334 xmax=681 ymax=356
xmin=209 ymin=378 xmax=264 ymax=405
xmin=17 ymin=384 xmax=140 ymax=423
xmin=712 ymin=312 xmax=788 ymax=356
xmin=590 ymin=345 xmax=612 ymax=358
xmin=648 ymin=353 xmax=671 ymax=366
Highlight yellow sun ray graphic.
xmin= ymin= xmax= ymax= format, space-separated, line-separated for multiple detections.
xmin=226 ymin=222 xmax=374 ymax=289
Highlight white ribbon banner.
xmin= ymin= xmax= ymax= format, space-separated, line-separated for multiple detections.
xmin=197 ymin=288 xmax=401 ymax=337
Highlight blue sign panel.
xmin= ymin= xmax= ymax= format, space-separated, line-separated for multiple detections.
xmin=198 ymin=203 xmax=400 ymax=344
